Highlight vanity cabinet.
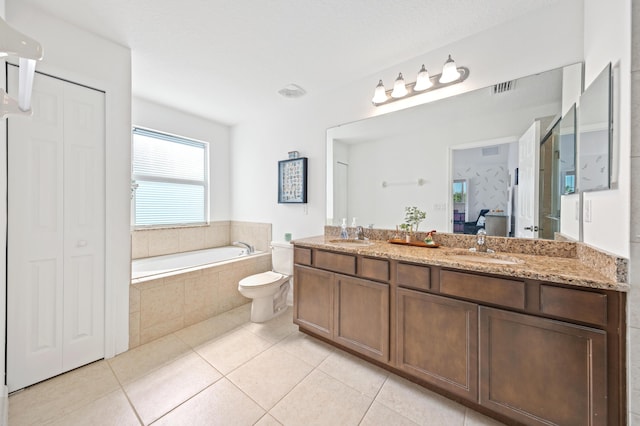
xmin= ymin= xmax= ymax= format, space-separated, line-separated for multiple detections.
xmin=480 ymin=307 xmax=607 ymax=426
xmin=293 ymin=245 xmax=625 ymax=426
xmin=396 ymin=288 xmax=478 ymax=401
xmin=334 ymin=274 xmax=389 ymax=362
xmin=293 ymin=251 xmax=390 ymax=361
xmin=293 ymin=265 xmax=333 ymax=339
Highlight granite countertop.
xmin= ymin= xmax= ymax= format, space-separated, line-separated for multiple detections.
xmin=292 ymin=236 xmax=629 ymax=292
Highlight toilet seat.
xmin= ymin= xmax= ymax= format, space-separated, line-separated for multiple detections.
xmin=239 ymin=271 xmax=288 ymax=288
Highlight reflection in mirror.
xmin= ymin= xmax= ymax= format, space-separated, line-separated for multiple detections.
xmin=559 ymin=104 xmax=577 ymax=195
xmin=578 ymin=63 xmax=612 ymax=192
xmin=326 ymin=63 xmax=583 ymax=240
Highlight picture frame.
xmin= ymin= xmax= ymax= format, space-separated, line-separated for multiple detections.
xmin=278 ymin=157 xmax=308 ymax=203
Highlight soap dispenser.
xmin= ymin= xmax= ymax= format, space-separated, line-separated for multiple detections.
xmin=340 ymin=218 xmax=349 ymax=239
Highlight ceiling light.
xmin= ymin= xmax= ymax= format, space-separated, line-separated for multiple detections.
xmin=439 ymin=54 xmax=461 ymax=84
xmin=413 ymin=65 xmax=433 ymax=91
xmin=371 ymin=80 xmax=388 ymax=104
xmin=0 ymin=17 xmax=43 ymax=118
xmin=371 ymin=54 xmax=469 ymax=107
xmin=391 ymin=73 xmax=408 ymax=98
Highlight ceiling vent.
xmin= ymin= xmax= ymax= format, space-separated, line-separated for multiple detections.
xmin=278 ymin=83 xmax=307 ymax=99
xmin=492 ymin=80 xmax=515 ymax=94
xmin=482 ymin=146 xmax=500 ymax=156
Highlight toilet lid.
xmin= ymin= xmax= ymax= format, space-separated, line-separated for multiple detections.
xmin=239 ymin=271 xmax=287 ymax=287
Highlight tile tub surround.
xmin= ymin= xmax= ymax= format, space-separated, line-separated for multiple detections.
xmin=131 ymin=221 xmax=272 ymax=259
xmin=129 ymin=252 xmax=272 ymax=348
xmin=324 ymin=225 xmax=627 ymax=286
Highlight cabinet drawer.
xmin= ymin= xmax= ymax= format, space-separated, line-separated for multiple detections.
xmin=294 ymin=247 xmax=312 ymax=266
xmin=315 ymin=250 xmax=356 ymax=275
xmin=397 ymin=263 xmax=431 ymax=291
xmin=361 ymin=257 xmax=390 ymax=282
xmin=540 ymin=285 xmax=607 ymax=326
xmin=440 ymin=270 xmax=525 ymax=310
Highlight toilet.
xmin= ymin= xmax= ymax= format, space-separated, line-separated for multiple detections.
xmin=238 ymin=241 xmax=293 ymax=322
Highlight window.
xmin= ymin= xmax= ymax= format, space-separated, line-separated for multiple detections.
xmin=132 ymin=127 xmax=209 ymax=227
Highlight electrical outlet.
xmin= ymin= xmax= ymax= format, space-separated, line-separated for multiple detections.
xmin=584 ymin=199 xmax=592 ymax=223
xmin=433 ymin=203 xmax=447 ymax=211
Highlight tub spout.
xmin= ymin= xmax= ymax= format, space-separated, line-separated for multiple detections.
xmin=232 ymin=241 xmax=254 ymax=254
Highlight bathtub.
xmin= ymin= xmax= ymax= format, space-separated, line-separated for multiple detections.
xmin=131 ymin=246 xmax=263 ymax=283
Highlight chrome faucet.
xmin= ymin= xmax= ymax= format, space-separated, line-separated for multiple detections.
xmin=232 ymin=241 xmax=254 ymax=254
xmin=475 ymin=228 xmax=488 ymax=253
xmin=355 ymin=226 xmax=366 ymax=240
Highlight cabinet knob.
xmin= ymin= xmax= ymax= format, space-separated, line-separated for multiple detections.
xmin=77 ymin=240 xmax=88 ymax=247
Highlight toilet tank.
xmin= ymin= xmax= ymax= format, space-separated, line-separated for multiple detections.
xmin=271 ymin=241 xmax=293 ymax=275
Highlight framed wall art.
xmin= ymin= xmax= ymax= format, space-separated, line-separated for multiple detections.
xmin=278 ymin=157 xmax=308 ymax=203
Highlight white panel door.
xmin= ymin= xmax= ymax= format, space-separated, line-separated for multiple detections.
xmin=62 ymin=80 xmax=106 ymax=371
xmin=7 ymin=68 xmax=105 ymax=391
xmin=516 ymin=121 xmax=540 ymax=238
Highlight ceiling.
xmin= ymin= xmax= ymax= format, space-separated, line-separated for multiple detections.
xmin=17 ymin=0 xmax=560 ymax=126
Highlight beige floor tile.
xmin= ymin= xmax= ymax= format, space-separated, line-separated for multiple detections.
xmin=464 ymin=408 xmax=507 ymax=426
xmin=254 ymin=414 xmax=283 ymax=425
xmin=243 ymin=307 xmax=298 ymax=343
xmin=153 ymin=378 xmax=264 ymax=426
xmin=318 ymin=350 xmax=388 ymax=398
xmin=270 ymin=369 xmax=372 ymax=426
xmin=360 ymin=401 xmax=419 ymax=426
xmin=196 ymin=328 xmax=273 ymax=374
xmin=275 ymin=331 xmax=334 ymax=367
xmin=124 ymin=352 xmax=222 ymax=425
xmin=375 ymin=375 xmax=466 ymax=426
xmin=9 ymin=361 xmax=121 ymax=425
xmin=49 ymin=390 xmax=141 ymax=426
xmin=227 ymin=346 xmax=313 ymax=410
xmin=108 ymin=333 xmax=192 ymax=384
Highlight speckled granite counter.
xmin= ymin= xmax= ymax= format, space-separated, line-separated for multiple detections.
xmin=292 ymin=234 xmax=629 ymax=292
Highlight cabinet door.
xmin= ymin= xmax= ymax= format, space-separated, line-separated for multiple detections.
xmin=293 ymin=265 xmax=333 ymax=339
xmin=479 ymin=307 xmax=607 ymax=426
xmin=334 ymin=275 xmax=389 ymax=362
xmin=396 ymin=288 xmax=478 ymax=401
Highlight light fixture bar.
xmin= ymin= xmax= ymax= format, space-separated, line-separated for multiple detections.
xmin=372 ymin=66 xmax=469 ymax=107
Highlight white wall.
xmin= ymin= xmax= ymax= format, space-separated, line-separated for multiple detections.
xmin=5 ymin=2 xmax=132 ymax=360
xmin=132 ymin=98 xmax=231 ymax=221
xmin=581 ymin=0 xmax=631 ymax=257
xmin=230 ymin=0 xmax=584 ymax=242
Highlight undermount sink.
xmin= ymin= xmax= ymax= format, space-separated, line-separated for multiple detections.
xmin=448 ymin=252 xmax=523 ymax=265
xmin=328 ymin=239 xmax=374 ymax=247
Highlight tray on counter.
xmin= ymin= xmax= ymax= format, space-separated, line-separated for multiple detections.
xmin=388 ymin=239 xmax=440 ymax=248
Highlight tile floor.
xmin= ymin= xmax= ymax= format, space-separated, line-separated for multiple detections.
xmin=9 ymin=304 xmax=506 ymax=425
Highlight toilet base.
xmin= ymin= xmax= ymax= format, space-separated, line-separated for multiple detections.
xmin=249 ymin=281 xmax=290 ymax=323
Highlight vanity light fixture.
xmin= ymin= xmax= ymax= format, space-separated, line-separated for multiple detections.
xmin=372 ymin=54 xmax=469 ymax=106
xmin=0 ymin=16 xmax=43 ymax=119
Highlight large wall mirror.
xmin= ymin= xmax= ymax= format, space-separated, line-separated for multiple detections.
xmin=578 ymin=63 xmax=612 ymax=192
xmin=326 ymin=63 xmax=583 ymax=240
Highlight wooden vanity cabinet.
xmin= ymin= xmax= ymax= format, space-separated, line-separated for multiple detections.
xmin=293 ymin=245 xmax=625 ymax=426
xmin=480 ymin=307 xmax=607 ymax=426
xmin=293 ymin=253 xmax=390 ymax=362
xmin=334 ymin=274 xmax=389 ymax=362
xmin=293 ymin=265 xmax=333 ymax=339
xmin=396 ymin=288 xmax=478 ymax=401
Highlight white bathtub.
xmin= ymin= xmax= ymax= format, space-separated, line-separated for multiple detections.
xmin=131 ymin=246 xmax=263 ymax=283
